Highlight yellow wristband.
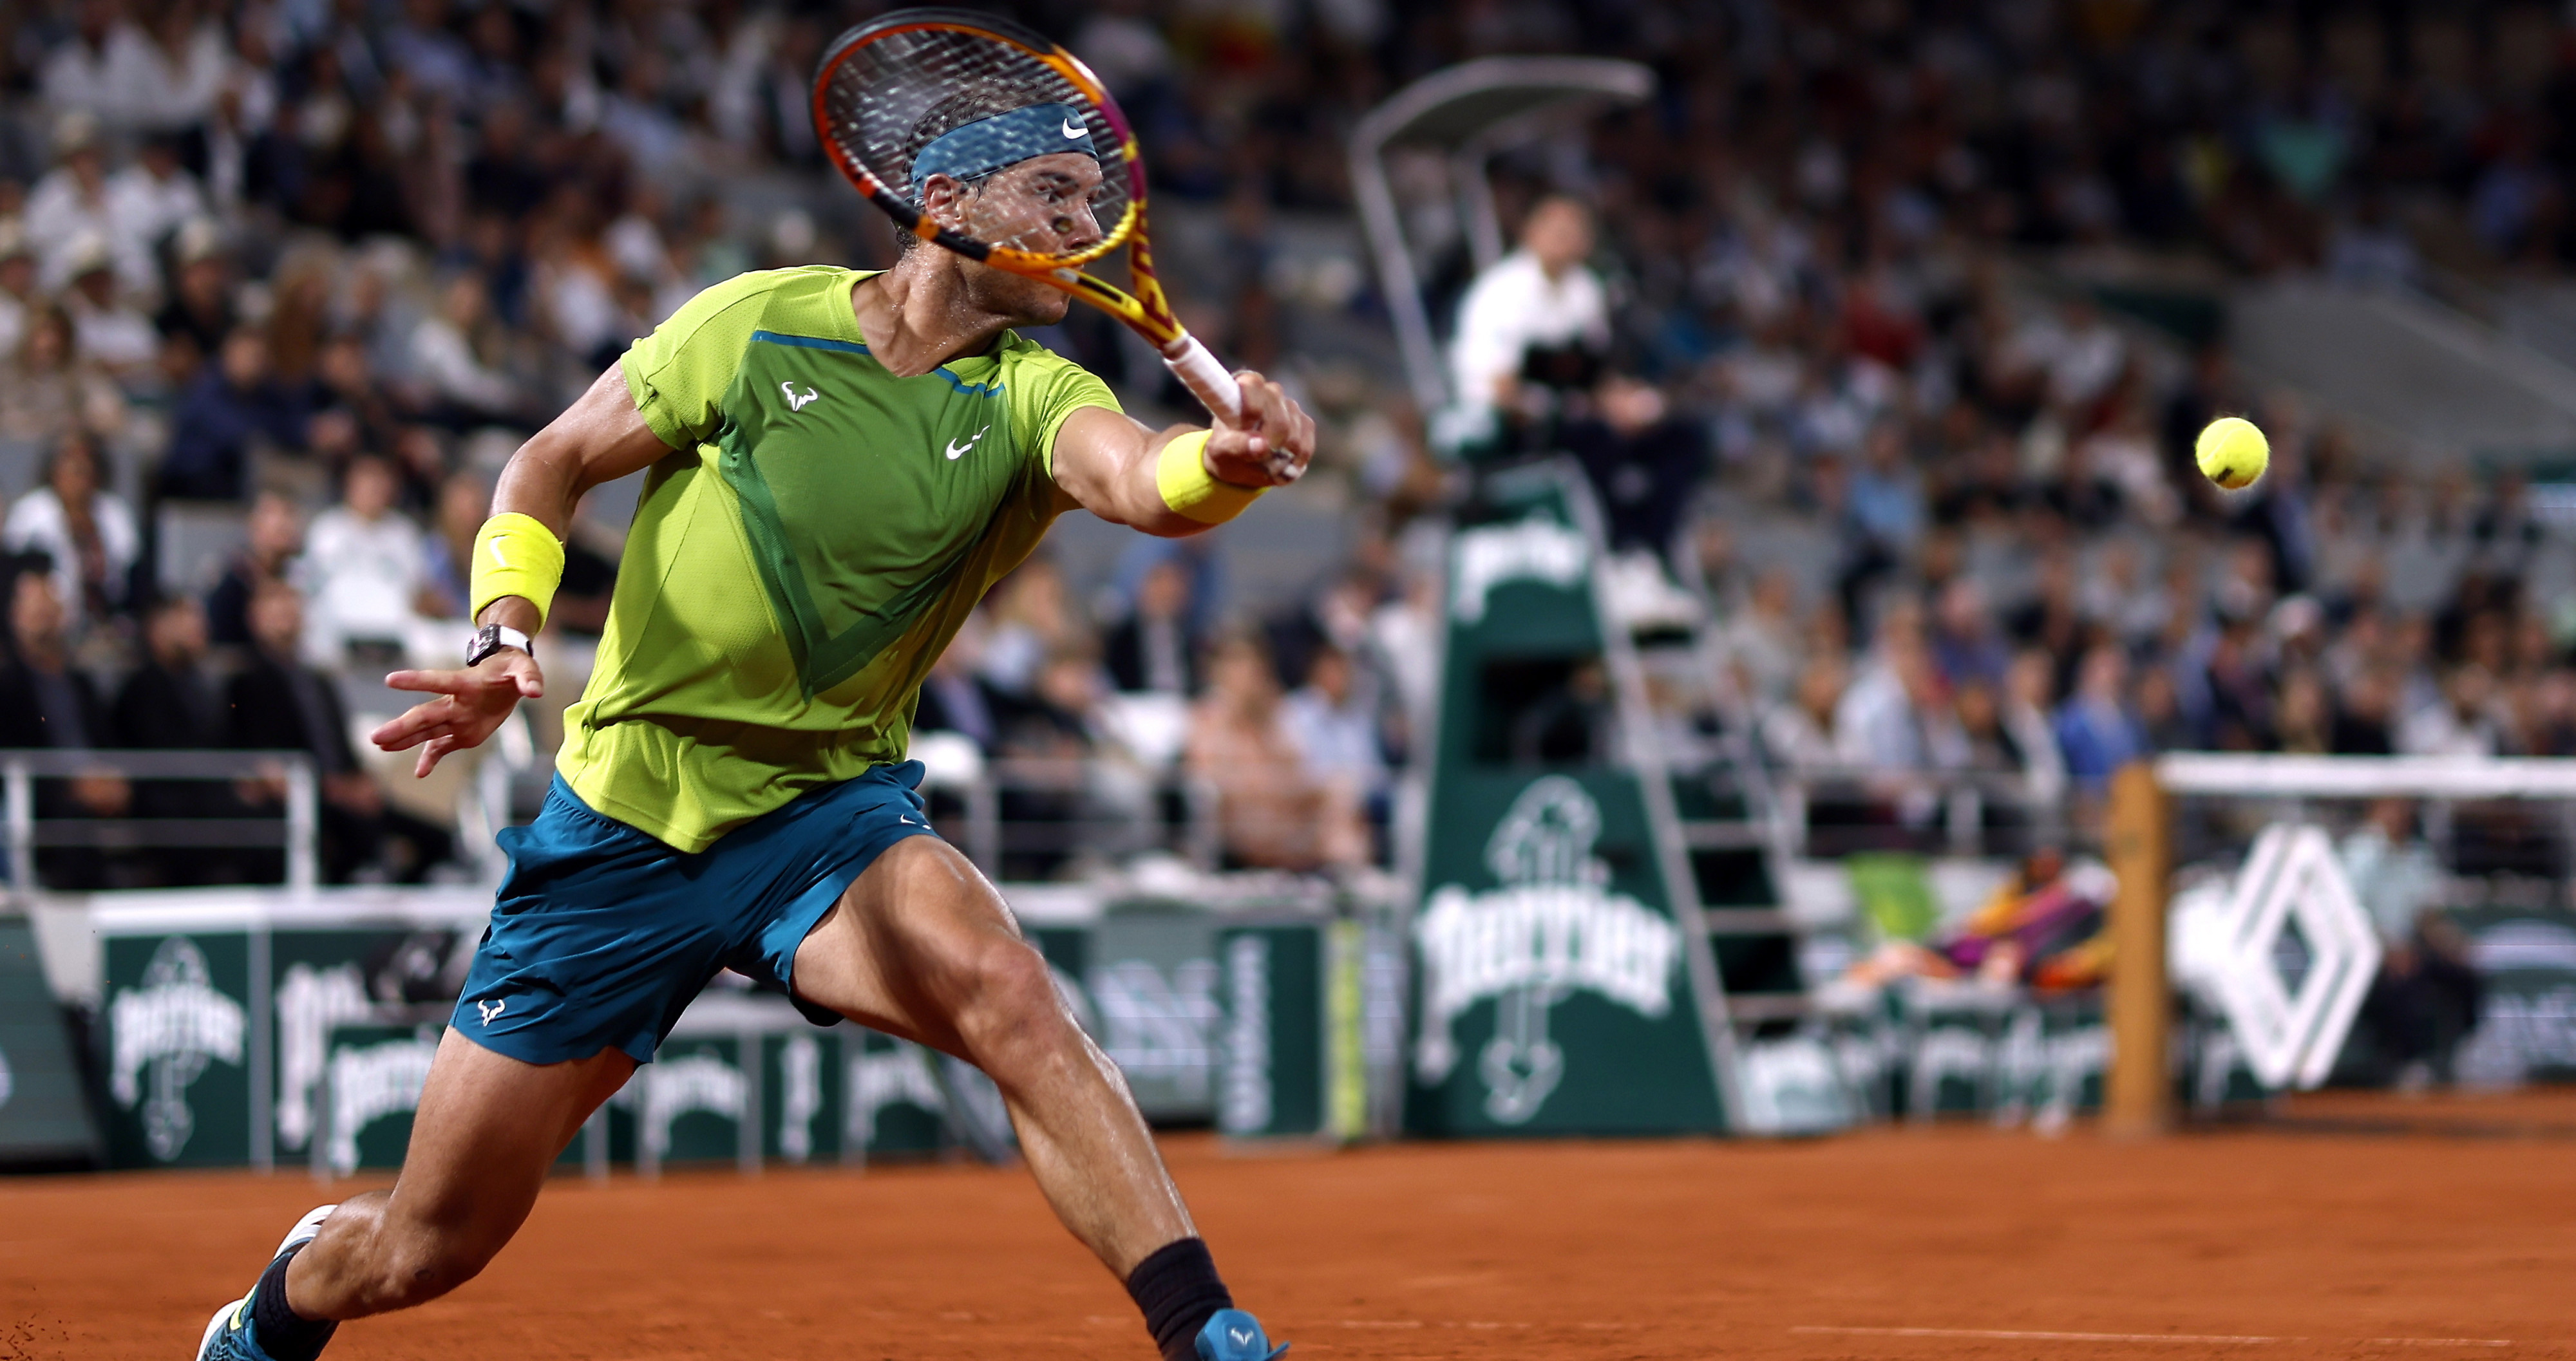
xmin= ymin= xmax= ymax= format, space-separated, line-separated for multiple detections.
xmin=1155 ymin=430 xmax=1264 ymax=525
xmin=469 ymin=512 xmax=567 ymax=630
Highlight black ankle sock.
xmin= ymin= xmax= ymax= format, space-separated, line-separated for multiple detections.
xmin=249 ymin=1244 xmax=337 ymax=1361
xmin=1126 ymin=1237 xmax=1233 ymax=1361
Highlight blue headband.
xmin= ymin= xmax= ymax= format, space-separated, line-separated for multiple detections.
xmin=911 ymin=102 xmax=1100 ymax=200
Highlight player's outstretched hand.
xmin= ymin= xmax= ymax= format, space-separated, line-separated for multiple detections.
xmin=1206 ymin=369 xmax=1316 ymax=487
xmin=372 ymin=652 xmax=545 ymax=778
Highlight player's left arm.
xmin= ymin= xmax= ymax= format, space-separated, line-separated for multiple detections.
xmin=1050 ymin=370 xmax=1315 ymax=538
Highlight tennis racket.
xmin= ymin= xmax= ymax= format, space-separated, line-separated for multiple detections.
xmin=813 ymin=8 xmax=1273 ymax=455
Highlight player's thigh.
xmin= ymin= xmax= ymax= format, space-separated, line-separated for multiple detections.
xmin=385 ymin=1029 xmax=634 ymax=1250
xmin=789 ymin=834 xmax=1052 ymax=1058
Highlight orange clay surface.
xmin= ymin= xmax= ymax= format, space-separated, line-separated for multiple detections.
xmin=6 ymin=1089 xmax=2575 ymax=1361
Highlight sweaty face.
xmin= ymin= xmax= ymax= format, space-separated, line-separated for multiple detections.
xmin=921 ymin=151 xmax=1110 ymax=326
xmin=935 ymin=151 xmax=1108 ymax=258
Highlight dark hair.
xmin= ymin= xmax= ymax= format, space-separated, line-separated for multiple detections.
xmin=42 ymin=429 xmax=100 ymax=480
xmin=896 ymin=88 xmax=1050 ymax=253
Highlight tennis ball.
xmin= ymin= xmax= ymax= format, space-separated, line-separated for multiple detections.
xmin=2195 ymin=416 xmax=2268 ymax=491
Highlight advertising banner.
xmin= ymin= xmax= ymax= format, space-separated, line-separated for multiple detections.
xmin=0 ymin=917 xmax=98 ymax=1164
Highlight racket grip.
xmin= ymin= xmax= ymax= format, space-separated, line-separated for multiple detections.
xmin=1162 ymin=335 xmax=1243 ymax=423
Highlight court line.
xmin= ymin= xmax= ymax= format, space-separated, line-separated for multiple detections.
xmin=1795 ymin=1326 xmax=2282 ymax=1345
xmin=1795 ymin=1327 xmax=2518 ymax=1348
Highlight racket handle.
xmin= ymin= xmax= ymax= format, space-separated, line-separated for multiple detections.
xmin=1162 ymin=334 xmax=1244 ymax=423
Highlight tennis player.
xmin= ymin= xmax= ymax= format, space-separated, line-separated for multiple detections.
xmin=196 ymin=98 xmax=1304 ymax=1361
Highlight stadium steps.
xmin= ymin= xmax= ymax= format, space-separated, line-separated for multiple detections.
xmin=2229 ymin=278 xmax=2576 ymax=462
xmin=1625 ymin=572 xmax=1821 ymax=1043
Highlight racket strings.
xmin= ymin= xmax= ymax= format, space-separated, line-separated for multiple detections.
xmin=820 ymin=28 xmax=1132 ymax=262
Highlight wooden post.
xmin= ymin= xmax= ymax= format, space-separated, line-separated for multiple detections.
xmin=2103 ymin=762 xmax=2172 ymax=1138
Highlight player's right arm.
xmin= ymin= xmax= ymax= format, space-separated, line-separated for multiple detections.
xmin=370 ymin=365 xmax=677 ymax=776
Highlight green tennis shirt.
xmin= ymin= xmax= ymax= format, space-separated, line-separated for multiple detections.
xmin=560 ymin=266 xmax=1117 ymax=852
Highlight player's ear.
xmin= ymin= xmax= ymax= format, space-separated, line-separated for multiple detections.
xmin=921 ymin=174 xmax=970 ymax=230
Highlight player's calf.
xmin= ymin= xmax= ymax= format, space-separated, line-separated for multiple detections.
xmin=294 ymin=1193 xmax=501 ymax=1316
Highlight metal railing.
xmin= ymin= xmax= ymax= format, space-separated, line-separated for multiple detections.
xmin=0 ymin=749 xmax=318 ymax=893
xmin=930 ymin=758 xmax=1223 ymax=876
xmin=1765 ymin=764 xmax=2069 ymax=859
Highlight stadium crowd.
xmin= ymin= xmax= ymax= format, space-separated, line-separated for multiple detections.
xmin=0 ymin=0 xmax=2570 ymax=893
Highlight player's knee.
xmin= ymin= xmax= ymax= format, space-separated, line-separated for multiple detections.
xmin=952 ymin=941 xmax=1073 ymax=1075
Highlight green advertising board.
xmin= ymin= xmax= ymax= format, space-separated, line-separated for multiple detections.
xmin=1407 ymin=469 xmax=1736 ymax=1136
xmin=1086 ymin=908 xmax=1220 ymax=1122
xmin=0 ymin=916 xmax=98 ymax=1165
xmin=2448 ymin=905 xmax=2576 ymax=1084
xmin=1215 ymin=923 xmax=1323 ymax=1138
xmin=102 ymin=929 xmax=258 ymax=1167
xmin=313 ymin=1020 xmax=442 ymax=1176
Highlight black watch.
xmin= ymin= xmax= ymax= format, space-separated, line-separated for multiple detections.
xmin=466 ymin=624 xmax=535 ymax=668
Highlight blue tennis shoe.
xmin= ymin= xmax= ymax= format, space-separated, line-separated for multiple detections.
xmin=1196 ymin=1308 xmax=1289 ymax=1361
xmin=195 ymin=1205 xmax=337 ymax=1360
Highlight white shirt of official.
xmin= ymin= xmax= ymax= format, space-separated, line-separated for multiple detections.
xmin=1446 ymin=249 xmax=1608 ymax=410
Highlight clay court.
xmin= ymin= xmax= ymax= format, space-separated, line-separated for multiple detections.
xmin=8 ymin=1089 xmax=2573 ymax=1361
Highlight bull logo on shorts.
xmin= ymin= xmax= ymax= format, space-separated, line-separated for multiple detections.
xmin=1413 ymin=777 xmax=1681 ymax=1125
xmin=108 ymin=937 xmax=247 ymax=1161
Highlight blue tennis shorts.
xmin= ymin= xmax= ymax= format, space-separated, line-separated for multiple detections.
xmin=451 ymin=762 xmax=937 ymax=1065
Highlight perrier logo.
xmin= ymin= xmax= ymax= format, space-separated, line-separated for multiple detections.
xmin=109 ymin=937 xmax=246 ymax=1161
xmin=1414 ymin=776 xmax=1681 ymax=1124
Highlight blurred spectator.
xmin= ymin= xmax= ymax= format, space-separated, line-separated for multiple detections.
xmin=5 ymin=431 xmax=137 ymax=632
xmin=113 ymin=594 xmax=249 ymax=885
xmin=1930 ymin=579 xmax=2009 ymax=690
xmin=1839 ymin=422 xmax=1927 ymax=626
xmin=1562 ymin=372 xmax=1708 ymax=561
xmin=160 ymin=326 xmax=308 ymax=500
xmin=1721 ymin=568 xmax=1805 ymax=706
xmin=0 ymin=221 xmax=33 ymax=359
xmin=0 ymin=302 xmax=127 ymax=450
xmin=153 ymin=220 xmax=235 ymax=384
xmin=415 ymin=471 xmax=486 ymax=620
xmin=301 ymin=454 xmax=427 ymax=653
xmin=1188 ymin=635 xmax=1367 ymax=872
xmin=409 ymin=272 xmax=524 ymax=423
xmin=40 ymin=0 xmax=223 ymax=133
xmin=0 ymin=569 xmax=128 ymax=888
xmin=990 ymin=644 xmax=1107 ymax=880
xmin=915 ymin=630 xmax=1001 ymax=753
xmin=2000 ymin=651 xmax=2070 ymax=803
xmin=2398 ymin=666 xmax=2503 ymax=757
xmin=229 ymin=579 xmax=448 ymax=883
xmin=25 ymin=113 xmax=142 ymax=294
xmin=106 ymin=134 xmax=205 ymax=277
xmin=1103 ymin=554 xmax=1200 ymax=696
xmin=1446 ymin=195 xmax=1606 ymax=430
xmin=206 ymin=491 xmax=303 ymax=646
xmin=2053 ymin=644 xmax=2149 ymax=793
xmin=1281 ymin=643 xmax=1387 ymax=809
xmin=1836 ymin=634 xmax=1965 ymax=776
xmin=546 ymin=494 xmax=623 ymax=636
xmin=1510 ymin=658 xmax=1614 ymax=766
xmin=61 ymin=234 xmax=160 ymax=380
xmin=1762 ymin=657 xmax=1848 ymax=771
xmin=2342 ymin=800 xmax=2482 ymax=1089
xmin=980 ymin=558 xmax=1079 ymax=699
